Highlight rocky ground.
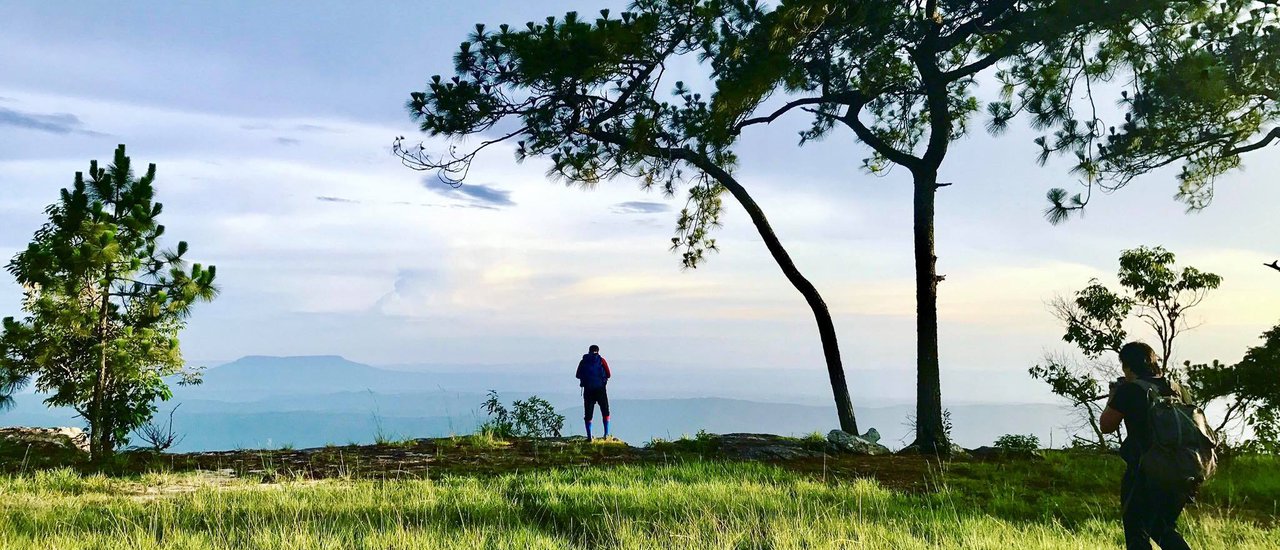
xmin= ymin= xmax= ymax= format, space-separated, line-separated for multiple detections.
xmin=1 ymin=428 xmax=1041 ymax=491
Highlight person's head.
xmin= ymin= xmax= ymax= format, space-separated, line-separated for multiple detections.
xmin=588 ymin=344 xmax=600 ymax=354
xmin=1119 ymin=342 xmax=1161 ymax=379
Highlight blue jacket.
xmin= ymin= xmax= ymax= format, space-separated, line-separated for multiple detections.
xmin=575 ymin=353 xmax=610 ymax=389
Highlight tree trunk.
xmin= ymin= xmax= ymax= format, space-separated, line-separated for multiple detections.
xmin=91 ymin=278 xmax=111 ymax=463
xmin=910 ymin=170 xmax=947 ymax=454
xmin=702 ymin=164 xmax=859 ymax=434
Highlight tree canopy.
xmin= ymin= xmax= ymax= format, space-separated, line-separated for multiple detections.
xmin=400 ymin=0 xmax=1277 ymax=453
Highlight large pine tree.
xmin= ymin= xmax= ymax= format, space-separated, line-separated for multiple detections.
xmin=0 ymin=145 xmax=218 ymax=461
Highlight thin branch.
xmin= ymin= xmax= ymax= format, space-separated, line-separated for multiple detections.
xmin=931 ymin=0 xmax=1020 ymax=53
xmin=1265 ymin=260 xmax=1280 ymax=273
xmin=1225 ymin=127 xmax=1280 ymax=157
xmin=733 ymin=97 xmax=834 ymax=134
xmin=392 ymin=129 xmax=528 ymax=185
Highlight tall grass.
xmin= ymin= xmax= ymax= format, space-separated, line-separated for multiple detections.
xmin=0 ymin=457 xmax=1276 ymax=549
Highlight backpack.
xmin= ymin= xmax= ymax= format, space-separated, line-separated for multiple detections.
xmin=576 ymin=353 xmax=607 ymax=389
xmin=1133 ymin=379 xmax=1218 ymax=495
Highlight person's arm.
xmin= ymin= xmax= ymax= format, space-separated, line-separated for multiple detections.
xmin=575 ymin=358 xmax=585 ymax=380
xmin=601 ymin=357 xmax=611 ymax=379
xmin=1101 ymin=383 xmax=1136 ymax=434
xmin=1100 ymin=406 xmax=1124 ymax=434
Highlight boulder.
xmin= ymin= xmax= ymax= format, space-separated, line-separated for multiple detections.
xmin=861 ymin=428 xmax=881 ymax=444
xmin=0 ymin=426 xmax=90 ymax=454
xmin=827 ymin=430 xmax=891 ymax=456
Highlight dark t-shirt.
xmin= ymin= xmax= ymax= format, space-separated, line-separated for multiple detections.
xmin=1108 ymin=377 xmax=1191 ymax=464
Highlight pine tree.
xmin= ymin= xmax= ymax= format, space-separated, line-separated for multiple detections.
xmin=0 ymin=145 xmax=218 ymax=461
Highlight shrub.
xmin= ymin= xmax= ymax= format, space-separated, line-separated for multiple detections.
xmin=479 ymin=390 xmax=565 ymax=438
xmin=994 ymin=434 xmax=1041 ymax=452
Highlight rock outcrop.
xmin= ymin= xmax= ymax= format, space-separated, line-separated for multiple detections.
xmin=0 ymin=427 xmax=90 ymax=454
xmin=827 ymin=429 xmax=892 ymax=456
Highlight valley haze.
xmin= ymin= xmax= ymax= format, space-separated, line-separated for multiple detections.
xmin=6 ymin=355 xmax=1070 ymax=452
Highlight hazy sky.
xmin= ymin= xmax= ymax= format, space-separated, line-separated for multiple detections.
xmin=1 ymin=1 xmax=1276 ymax=405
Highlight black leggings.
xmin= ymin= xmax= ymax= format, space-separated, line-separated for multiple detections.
xmin=583 ymin=387 xmax=610 ymax=421
xmin=1122 ymin=468 xmax=1191 ymax=550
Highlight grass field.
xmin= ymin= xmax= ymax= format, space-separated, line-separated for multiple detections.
xmin=0 ymin=450 xmax=1276 ymax=549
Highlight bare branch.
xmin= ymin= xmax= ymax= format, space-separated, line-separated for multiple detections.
xmin=392 ymin=129 xmax=528 ymax=186
xmin=1224 ymin=127 xmax=1280 ymax=157
xmin=835 ymin=101 xmax=924 ymax=171
xmin=734 ymin=97 xmax=834 ymax=134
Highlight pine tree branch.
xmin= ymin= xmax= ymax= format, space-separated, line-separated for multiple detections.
xmin=834 ymin=101 xmax=924 ymax=171
xmin=733 ymin=97 xmax=837 ymax=134
xmin=1225 ymin=127 xmax=1280 ymax=157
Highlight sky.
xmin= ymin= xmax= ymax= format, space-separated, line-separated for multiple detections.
xmin=1 ymin=1 xmax=1277 ymax=406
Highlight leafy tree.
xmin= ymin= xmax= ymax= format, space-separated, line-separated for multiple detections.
xmin=1185 ymin=323 xmax=1280 ymax=452
xmin=0 ymin=145 xmax=217 ymax=461
xmin=403 ymin=1 xmax=1275 ymax=453
xmin=1028 ymin=353 xmax=1118 ymax=448
xmin=1032 ymin=246 xmax=1220 ymax=446
xmin=397 ymin=1 xmax=861 ymax=434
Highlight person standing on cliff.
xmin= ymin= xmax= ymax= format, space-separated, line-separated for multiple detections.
xmin=575 ymin=344 xmax=611 ymax=441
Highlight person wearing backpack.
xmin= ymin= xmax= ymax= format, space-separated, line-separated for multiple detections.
xmin=575 ymin=344 xmax=612 ymax=441
xmin=1101 ymin=342 xmax=1217 ymax=550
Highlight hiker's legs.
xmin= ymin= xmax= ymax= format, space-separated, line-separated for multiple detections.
xmin=583 ymin=389 xmax=597 ymax=439
xmin=1146 ymin=488 xmax=1191 ymax=550
xmin=1121 ymin=468 xmax=1154 ymax=550
xmin=599 ymin=388 xmax=611 ymax=437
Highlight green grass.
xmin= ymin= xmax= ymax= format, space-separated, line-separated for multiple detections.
xmin=0 ymin=455 xmax=1276 ymax=549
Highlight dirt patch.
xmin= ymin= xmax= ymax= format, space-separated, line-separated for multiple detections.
xmin=98 ymin=433 xmax=967 ymax=493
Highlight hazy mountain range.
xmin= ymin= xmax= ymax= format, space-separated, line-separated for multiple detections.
xmin=2 ymin=355 xmax=1075 ymax=452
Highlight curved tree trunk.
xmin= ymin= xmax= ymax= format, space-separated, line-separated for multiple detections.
xmin=697 ymin=161 xmax=859 ymax=434
xmin=910 ymin=170 xmax=947 ymax=454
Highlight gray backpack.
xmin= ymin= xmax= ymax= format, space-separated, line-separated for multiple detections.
xmin=1133 ymin=380 xmax=1218 ymax=495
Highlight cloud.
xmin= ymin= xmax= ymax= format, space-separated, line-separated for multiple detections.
xmin=612 ymin=201 xmax=670 ymax=215
xmin=293 ymin=123 xmax=342 ymax=133
xmin=316 ymin=196 xmax=360 ymax=204
xmin=276 ymin=137 xmax=301 ymax=146
xmin=241 ymin=123 xmax=342 ymax=134
xmin=0 ymin=107 xmax=103 ymax=136
xmin=422 ymin=179 xmax=516 ymax=208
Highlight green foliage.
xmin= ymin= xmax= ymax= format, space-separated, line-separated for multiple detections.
xmin=644 ymin=430 xmax=721 ymax=454
xmin=1032 ymin=0 xmax=1280 ymax=214
xmin=1028 ymin=355 xmax=1114 ymax=448
xmin=994 ymin=434 xmax=1041 ymax=452
xmin=1187 ymin=323 xmax=1280 ymax=452
xmin=0 ymin=358 xmax=26 ymax=412
xmin=478 ymin=390 xmax=565 ymax=438
xmin=397 ymin=1 xmax=734 ymax=268
xmin=0 ymin=145 xmax=217 ymax=461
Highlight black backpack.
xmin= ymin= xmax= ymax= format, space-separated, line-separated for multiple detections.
xmin=1133 ymin=379 xmax=1218 ymax=495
